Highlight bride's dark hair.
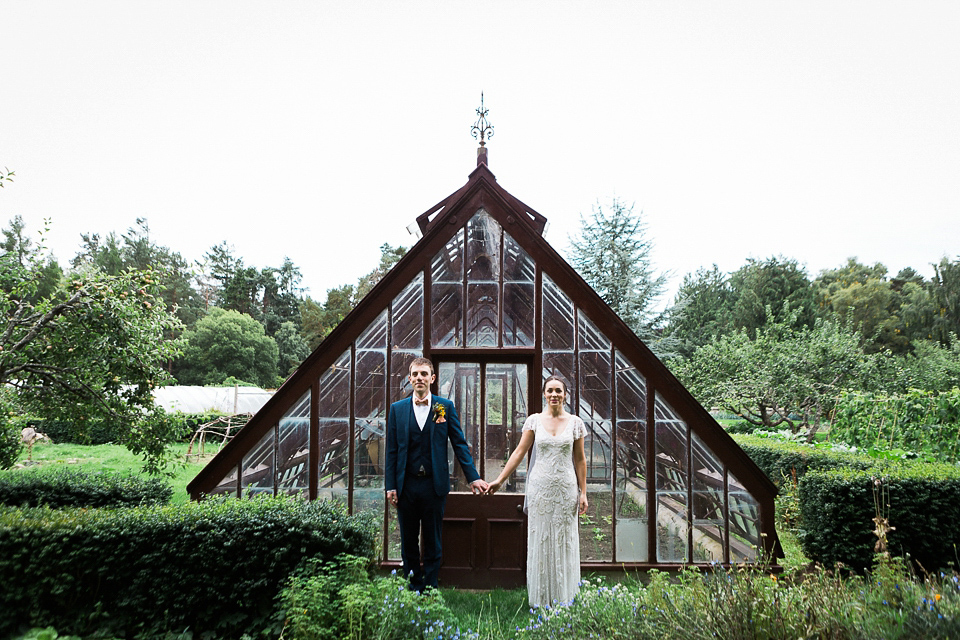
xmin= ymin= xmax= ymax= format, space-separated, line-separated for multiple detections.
xmin=542 ymin=375 xmax=568 ymax=395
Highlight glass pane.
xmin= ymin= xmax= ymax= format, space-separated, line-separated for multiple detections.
xmin=356 ymin=310 xmax=387 ymax=350
xmin=431 ymin=228 xmax=463 ymax=283
xmin=355 ymin=418 xmax=385 ymax=490
xmin=655 ymin=395 xmax=688 ymax=492
xmin=355 ymin=350 xmax=387 ymax=421
xmin=317 ymin=419 xmax=349 ymax=503
xmin=242 ymin=427 xmax=275 ymax=497
xmin=694 ymin=523 xmax=725 ymax=563
xmin=502 ymin=283 xmax=535 ymax=347
xmin=210 ymin=465 xmax=238 ymax=497
xmin=616 ymin=420 xmax=648 ymax=562
xmin=483 ymin=363 xmax=528 ymax=488
xmin=580 ymin=486 xmax=613 ymax=563
xmin=657 ymin=492 xmax=689 ymax=562
xmin=466 ymin=210 xmax=501 ymax=282
xmin=729 ymin=471 xmax=761 ymax=562
xmin=390 ymin=351 xmax=417 ymax=403
xmin=578 ymin=311 xmax=611 ymax=352
xmin=542 ymin=274 xmax=574 ymax=351
xmin=579 ymin=350 xmax=612 ymax=422
xmin=583 ymin=421 xmax=613 ymax=487
xmin=542 ymin=352 xmax=575 ymax=407
xmin=392 ymin=274 xmax=423 ymax=350
xmin=318 ymin=350 xmax=350 ymax=419
xmin=386 ymin=496 xmax=402 ymax=561
xmin=503 ymin=232 xmax=535 ymax=283
xmin=615 ymin=351 xmax=646 ymax=421
xmin=437 ymin=362 xmax=480 ymax=492
xmin=466 ymin=283 xmax=499 ymax=347
xmin=277 ymin=390 xmax=311 ymax=496
xmin=692 ymin=434 xmax=724 ymax=521
xmin=431 ymin=283 xmax=462 ymax=347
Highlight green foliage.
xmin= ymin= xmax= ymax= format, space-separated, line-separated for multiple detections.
xmin=832 ymin=388 xmax=960 ymax=463
xmin=663 ymin=264 xmax=733 ymax=359
xmin=175 ymin=307 xmax=279 ymax=388
xmin=798 ymin=465 xmax=960 ymax=572
xmin=0 ymin=467 xmax=172 ymax=507
xmin=677 ymin=307 xmax=877 ymax=432
xmin=568 ymin=198 xmax=669 ymax=350
xmin=280 ymin=558 xmax=474 ymax=640
xmin=732 ymin=433 xmax=884 ymax=488
xmin=729 ymin=256 xmax=815 ymax=337
xmin=0 ymin=496 xmax=377 ymax=638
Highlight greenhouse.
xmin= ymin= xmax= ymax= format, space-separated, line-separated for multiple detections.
xmin=187 ymin=146 xmax=782 ymax=587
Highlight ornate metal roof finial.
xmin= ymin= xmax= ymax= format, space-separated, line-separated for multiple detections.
xmin=471 ymin=92 xmax=494 ymax=147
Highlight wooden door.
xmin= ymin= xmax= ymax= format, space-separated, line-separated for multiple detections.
xmin=436 ymin=361 xmax=530 ymax=588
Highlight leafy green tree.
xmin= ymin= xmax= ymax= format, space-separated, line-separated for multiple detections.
xmin=1 ymin=220 xmax=185 ymax=473
xmin=930 ymin=257 xmax=960 ymax=345
xmin=828 ymin=279 xmax=908 ymax=353
xmin=1 ymin=216 xmax=62 ymax=301
xmin=274 ymin=320 xmax=310 ymax=379
xmin=568 ymin=198 xmax=668 ymax=344
xmin=675 ymin=305 xmax=877 ymax=435
xmin=729 ymin=256 xmax=815 ymax=337
xmin=175 ymin=308 xmax=279 ymax=388
xmin=663 ymin=265 xmax=734 ymax=358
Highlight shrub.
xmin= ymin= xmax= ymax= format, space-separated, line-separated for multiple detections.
xmin=733 ymin=433 xmax=885 ymax=487
xmin=798 ymin=464 xmax=960 ymax=572
xmin=0 ymin=467 xmax=173 ymax=508
xmin=0 ymin=496 xmax=377 ymax=638
xmin=0 ymin=409 xmax=22 ymax=470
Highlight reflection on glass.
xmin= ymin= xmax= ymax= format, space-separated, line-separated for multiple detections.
xmin=483 ymin=363 xmax=528 ymax=489
xmin=390 ymin=351 xmax=417 ymax=404
xmin=579 ymin=350 xmax=612 ymax=422
xmin=431 ymin=283 xmax=463 ymax=347
xmin=657 ymin=492 xmax=689 ymax=562
xmin=392 ymin=274 xmax=423 ymax=350
xmin=466 ymin=210 xmax=501 ymax=282
xmin=356 ymin=310 xmax=387 ymax=350
xmin=278 ymin=390 xmax=310 ymax=496
xmin=542 ymin=274 xmax=574 ymax=350
xmin=578 ymin=311 xmax=611 ymax=352
xmin=615 ymin=351 xmax=646 ymax=421
xmin=431 ymin=229 xmax=464 ymax=283
xmin=317 ymin=350 xmax=350 ymax=502
xmin=242 ymin=427 xmax=276 ymax=497
xmin=438 ymin=362 xmax=480 ymax=492
xmin=728 ymin=470 xmax=761 ymax=562
xmin=502 ymin=283 xmax=535 ymax=347
xmin=466 ymin=283 xmax=499 ymax=347
xmin=211 ymin=465 xmax=239 ymax=497
xmin=503 ymin=232 xmax=535 ymax=284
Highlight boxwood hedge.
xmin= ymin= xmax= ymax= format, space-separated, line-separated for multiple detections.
xmin=0 ymin=496 xmax=377 ymax=638
xmin=0 ymin=467 xmax=173 ymax=508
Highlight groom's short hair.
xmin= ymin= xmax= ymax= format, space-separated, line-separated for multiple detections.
xmin=409 ymin=357 xmax=435 ymax=375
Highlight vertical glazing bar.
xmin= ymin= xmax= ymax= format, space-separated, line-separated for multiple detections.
xmin=534 ymin=267 xmax=542 ymax=395
xmin=609 ymin=343 xmax=618 ymax=560
xmin=686 ymin=419 xmax=693 ymax=562
xmin=646 ymin=383 xmax=656 ymax=561
xmin=423 ymin=267 xmax=432 ymax=360
xmin=272 ymin=424 xmax=279 ymax=496
xmin=723 ymin=465 xmax=730 ymax=565
xmin=497 ymin=227 xmax=504 ymax=348
xmin=310 ymin=378 xmax=320 ymax=500
xmin=348 ymin=343 xmax=356 ymax=514
xmin=479 ymin=365 xmax=486 ymax=479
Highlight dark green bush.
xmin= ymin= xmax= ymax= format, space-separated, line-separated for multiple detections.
xmin=0 ymin=467 xmax=173 ymax=508
xmin=733 ymin=434 xmax=886 ymax=487
xmin=797 ymin=464 xmax=960 ymax=572
xmin=0 ymin=496 xmax=378 ymax=638
xmin=0 ymin=412 xmax=22 ymax=471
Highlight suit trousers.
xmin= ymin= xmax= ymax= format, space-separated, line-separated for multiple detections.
xmin=397 ymin=474 xmax=447 ymax=592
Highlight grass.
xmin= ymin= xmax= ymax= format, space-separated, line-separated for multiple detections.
xmin=14 ymin=440 xmax=209 ymax=504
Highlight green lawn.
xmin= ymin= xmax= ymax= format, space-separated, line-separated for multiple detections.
xmin=14 ymin=441 xmax=209 ymax=504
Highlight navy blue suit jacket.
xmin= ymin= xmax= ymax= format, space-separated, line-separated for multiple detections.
xmin=385 ymin=395 xmax=480 ymax=498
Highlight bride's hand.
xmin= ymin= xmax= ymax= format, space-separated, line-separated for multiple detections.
xmin=578 ymin=493 xmax=588 ymax=515
xmin=487 ymin=480 xmax=502 ymax=495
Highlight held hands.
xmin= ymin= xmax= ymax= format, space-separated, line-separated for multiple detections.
xmin=485 ymin=479 xmax=503 ymax=495
xmin=470 ymin=479 xmax=489 ymax=495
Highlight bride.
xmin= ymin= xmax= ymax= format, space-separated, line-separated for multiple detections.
xmin=487 ymin=375 xmax=588 ymax=607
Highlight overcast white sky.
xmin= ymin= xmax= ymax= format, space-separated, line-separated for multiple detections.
xmin=2 ymin=2 xmax=958 ymax=309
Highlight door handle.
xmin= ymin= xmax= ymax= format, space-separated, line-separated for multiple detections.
xmin=516 ymin=504 xmax=523 ymax=514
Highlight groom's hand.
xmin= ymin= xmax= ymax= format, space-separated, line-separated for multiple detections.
xmin=469 ymin=479 xmax=489 ymax=494
xmin=386 ymin=490 xmax=398 ymax=506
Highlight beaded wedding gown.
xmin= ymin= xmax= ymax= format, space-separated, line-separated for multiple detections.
xmin=523 ymin=413 xmax=586 ymax=607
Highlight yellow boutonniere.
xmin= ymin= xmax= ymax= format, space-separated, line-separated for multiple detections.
xmin=432 ymin=403 xmax=446 ymax=423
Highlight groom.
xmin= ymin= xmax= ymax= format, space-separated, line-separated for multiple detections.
xmin=385 ymin=357 xmax=488 ymax=592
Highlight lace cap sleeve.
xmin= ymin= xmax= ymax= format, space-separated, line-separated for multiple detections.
xmin=522 ymin=414 xmax=537 ymax=433
xmin=572 ymin=416 xmax=587 ymax=440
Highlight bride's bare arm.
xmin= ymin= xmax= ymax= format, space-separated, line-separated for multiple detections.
xmin=487 ymin=429 xmax=536 ymax=494
xmin=573 ymin=435 xmax=588 ymax=514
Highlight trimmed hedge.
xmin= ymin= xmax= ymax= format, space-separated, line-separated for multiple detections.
xmin=797 ymin=464 xmax=960 ymax=572
xmin=732 ymin=433 xmax=886 ymax=487
xmin=0 ymin=467 xmax=173 ymax=508
xmin=0 ymin=496 xmax=377 ymax=638
xmin=11 ymin=411 xmax=223 ymax=445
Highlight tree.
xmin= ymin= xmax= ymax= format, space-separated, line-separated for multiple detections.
xmin=175 ymin=308 xmax=279 ymax=388
xmin=274 ymin=320 xmax=310 ymax=378
xmin=568 ymin=198 xmax=668 ymax=343
xmin=930 ymin=257 xmax=960 ymax=346
xmin=663 ymin=265 xmax=733 ymax=358
xmin=729 ymin=256 xmax=815 ymax=336
xmin=1 ymin=219 xmax=185 ymax=473
xmin=675 ymin=305 xmax=878 ymax=436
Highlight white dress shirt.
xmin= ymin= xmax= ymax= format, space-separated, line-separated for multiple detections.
xmin=413 ymin=393 xmax=432 ymax=430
